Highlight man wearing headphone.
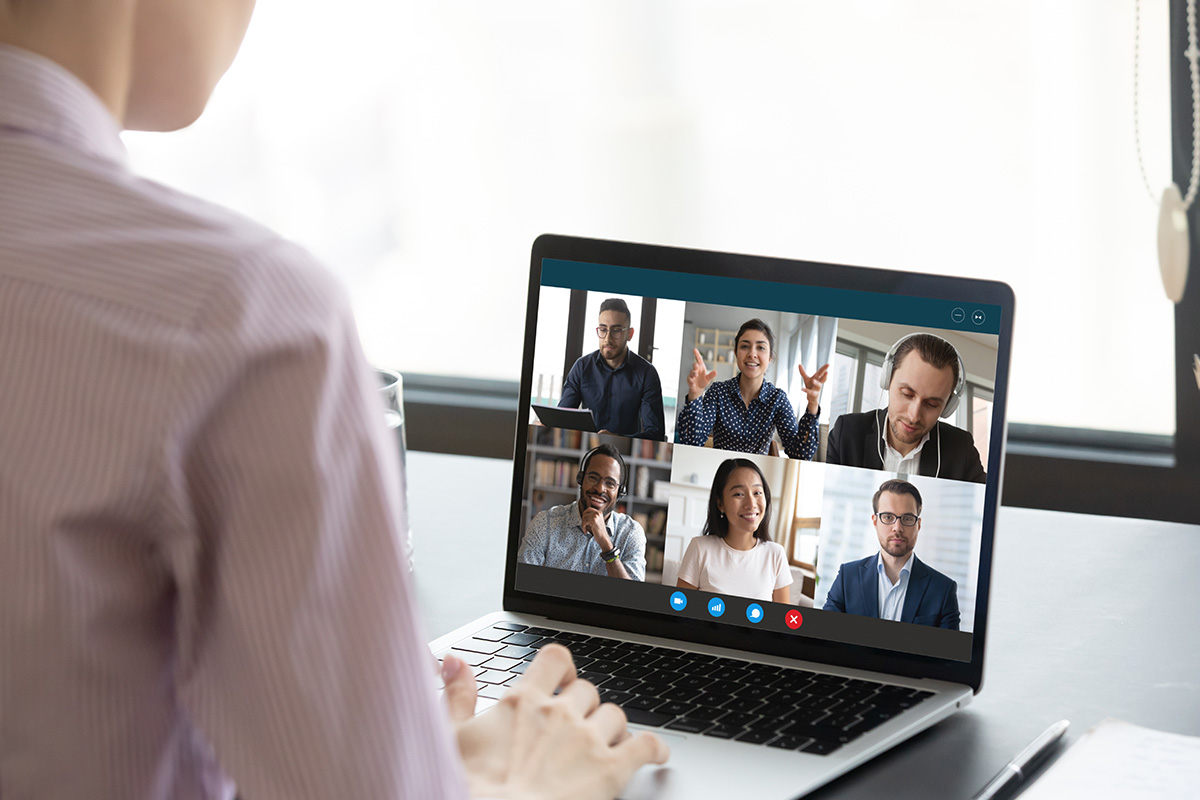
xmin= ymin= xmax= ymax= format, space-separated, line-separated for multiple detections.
xmin=518 ymin=443 xmax=648 ymax=580
xmin=826 ymin=333 xmax=986 ymax=483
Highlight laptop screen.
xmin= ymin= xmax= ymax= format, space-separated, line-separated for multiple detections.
xmin=506 ymin=235 xmax=1012 ymax=689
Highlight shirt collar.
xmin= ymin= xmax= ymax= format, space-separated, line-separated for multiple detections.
xmin=0 ymin=44 xmax=128 ymax=166
xmin=876 ymin=551 xmax=915 ymax=577
xmin=736 ymin=376 xmax=775 ymax=405
xmin=884 ymin=433 xmax=930 ymax=461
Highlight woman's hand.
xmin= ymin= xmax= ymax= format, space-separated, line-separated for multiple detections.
xmin=686 ymin=348 xmax=718 ymax=401
xmin=797 ymin=362 xmax=830 ymax=415
xmin=444 ymin=645 xmax=669 ymax=800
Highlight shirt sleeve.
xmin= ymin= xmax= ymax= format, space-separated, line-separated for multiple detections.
xmin=638 ymin=365 xmax=666 ymax=441
xmin=165 ymin=242 xmax=467 ymax=800
xmin=618 ymin=521 xmax=647 ymax=582
xmin=558 ymin=358 xmax=583 ymax=409
xmin=518 ymin=511 xmax=549 ymax=566
xmin=824 ymin=415 xmax=844 ymax=465
xmin=940 ymin=579 xmax=962 ymax=630
xmin=676 ymin=537 xmax=703 ymax=587
xmin=963 ymin=440 xmax=987 ymax=484
xmin=675 ymin=388 xmax=719 ymax=447
xmin=822 ymin=566 xmax=848 ymax=612
xmin=776 ymin=396 xmax=820 ymax=460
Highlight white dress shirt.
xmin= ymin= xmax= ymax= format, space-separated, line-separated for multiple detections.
xmin=0 ymin=44 xmax=467 ymax=800
xmin=875 ymin=552 xmax=915 ymax=622
xmin=881 ymin=422 xmax=930 ymax=475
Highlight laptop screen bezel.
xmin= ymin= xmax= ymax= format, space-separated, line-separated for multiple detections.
xmin=502 ymin=233 xmax=1014 ymax=693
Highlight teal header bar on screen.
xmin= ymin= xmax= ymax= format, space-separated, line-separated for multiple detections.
xmin=541 ymin=258 xmax=1002 ymax=335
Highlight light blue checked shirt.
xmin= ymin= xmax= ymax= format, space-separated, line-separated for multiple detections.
xmin=518 ymin=501 xmax=647 ymax=581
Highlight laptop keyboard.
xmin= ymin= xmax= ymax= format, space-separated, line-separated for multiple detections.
xmin=436 ymin=622 xmax=933 ymax=756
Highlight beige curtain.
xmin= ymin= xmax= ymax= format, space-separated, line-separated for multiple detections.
xmin=776 ymin=460 xmax=800 ymax=556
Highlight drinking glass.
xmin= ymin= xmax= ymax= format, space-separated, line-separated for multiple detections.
xmin=376 ymin=368 xmax=414 ymax=572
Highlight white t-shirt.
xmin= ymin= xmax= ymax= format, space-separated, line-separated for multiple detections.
xmin=677 ymin=535 xmax=793 ymax=602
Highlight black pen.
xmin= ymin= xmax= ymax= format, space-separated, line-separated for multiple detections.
xmin=972 ymin=719 xmax=1070 ymax=800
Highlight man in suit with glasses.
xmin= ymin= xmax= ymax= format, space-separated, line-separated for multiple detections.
xmin=822 ymin=479 xmax=960 ymax=630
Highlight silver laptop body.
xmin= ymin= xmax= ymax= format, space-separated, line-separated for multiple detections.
xmin=431 ymin=234 xmax=1013 ymax=799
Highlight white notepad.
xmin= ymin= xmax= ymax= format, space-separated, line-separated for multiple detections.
xmin=1021 ymin=718 xmax=1200 ymax=799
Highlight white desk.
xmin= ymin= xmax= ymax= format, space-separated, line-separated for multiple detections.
xmin=407 ymin=450 xmax=1200 ymax=799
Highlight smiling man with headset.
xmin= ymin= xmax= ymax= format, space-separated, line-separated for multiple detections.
xmin=518 ymin=444 xmax=648 ymax=580
xmin=826 ymin=333 xmax=987 ymax=484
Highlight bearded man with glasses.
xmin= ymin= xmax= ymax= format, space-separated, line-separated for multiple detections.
xmin=821 ymin=479 xmax=960 ymax=630
xmin=558 ymin=297 xmax=666 ymax=440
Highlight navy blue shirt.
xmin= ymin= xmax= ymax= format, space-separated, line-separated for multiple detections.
xmin=559 ymin=350 xmax=665 ymax=440
xmin=675 ymin=376 xmax=818 ymax=459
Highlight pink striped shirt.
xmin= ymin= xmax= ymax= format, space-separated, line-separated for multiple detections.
xmin=0 ymin=44 xmax=467 ymax=800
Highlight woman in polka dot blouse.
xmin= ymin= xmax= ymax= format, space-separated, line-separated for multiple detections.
xmin=675 ymin=319 xmax=828 ymax=459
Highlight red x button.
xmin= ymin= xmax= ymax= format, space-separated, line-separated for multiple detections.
xmin=784 ymin=609 xmax=803 ymax=630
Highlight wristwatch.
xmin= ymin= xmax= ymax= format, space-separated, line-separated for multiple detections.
xmin=600 ymin=546 xmax=621 ymax=564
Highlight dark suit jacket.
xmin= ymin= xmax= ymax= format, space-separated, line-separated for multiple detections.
xmin=825 ymin=410 xmax=986 ymax=483
xmin=822 ymin=554 xmax=960 ymax=630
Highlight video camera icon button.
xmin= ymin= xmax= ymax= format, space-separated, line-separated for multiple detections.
xmin=707 ymin=597 xmax=726 ymax=618
xmin=746 ymin=603 xmax=764 ymax=623
xmin=784 ymin=609 xmax=803 ymax=630
xmin=669 ymin=591 xmax=688 ymax=612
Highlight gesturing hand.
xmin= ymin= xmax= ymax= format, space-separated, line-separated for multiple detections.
xmin=686 ymin=348 xmax=718 ymax=401
xmin=444 ymin=644 xmax=669 ymax=800
xmin=797 ymin=362 xmax=830 ymax=414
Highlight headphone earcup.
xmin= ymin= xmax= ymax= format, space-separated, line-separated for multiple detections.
xmin=879 ymin=358 xmax=893 ymax=391
xmin=941 ymin=392 xmax=960 ymax=419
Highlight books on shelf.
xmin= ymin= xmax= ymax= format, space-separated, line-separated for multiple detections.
xmin=533 ymin=458 xmax=578 ymax=488
xmin=634 ymin=439 xmax=673 ymax=461
xmin=636 ymin=466 xmax=651 ymax=498
xmin=536 ymin=428 xmax=600 ymax=451
xmin=644 ymin=546 xmax=665 ymax=573
xmin=631 ymin=510 xmax=667 ymax=538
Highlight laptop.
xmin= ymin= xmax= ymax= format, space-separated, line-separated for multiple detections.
xmin=430 ymin=234 xmax=1013 ymax=799
xmin=531 ymin=403 xmax=599 ymax=432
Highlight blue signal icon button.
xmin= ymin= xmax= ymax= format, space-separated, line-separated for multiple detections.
xmin=707 ymin=597 xmax=726 ymax=618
